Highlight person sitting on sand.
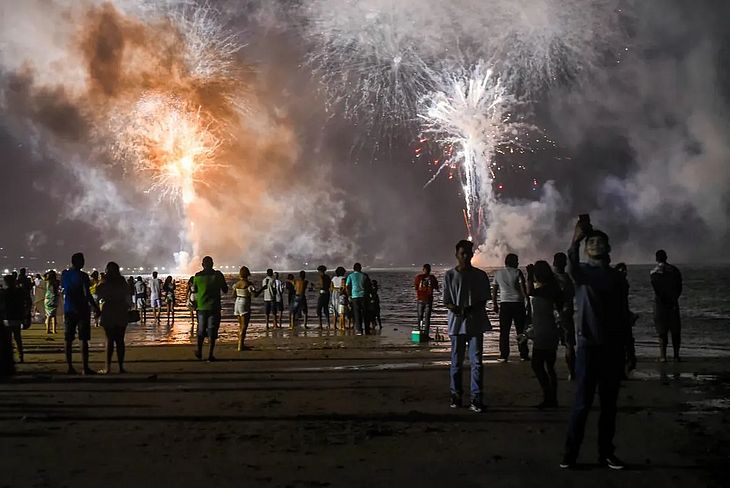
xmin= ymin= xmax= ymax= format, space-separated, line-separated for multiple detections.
xmin=561 ymin=220 xmax=631 ymax=470
xmin=443 ymin=239 xmax=491 ymax=413
xmin=191 ymin=256 xmax=228 ymax=361
xmin=525 ymin=261 xmax=563 ymax=409
xmin=61 ymin=252 xmax=100 ymax=375
xmin=95 ymin=262 xmax=133 ymax=374
xmin=233 ymin=266 xmax=257 ymax=351
xmin=650 ymin=250 xmax=683 ymax=363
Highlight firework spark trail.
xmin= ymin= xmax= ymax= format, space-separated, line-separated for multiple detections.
xmin=419 ymin=63 xmax=529 ymax=245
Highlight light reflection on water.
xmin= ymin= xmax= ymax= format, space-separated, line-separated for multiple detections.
xmin=115 ymin=267 xmax=729 ymax=357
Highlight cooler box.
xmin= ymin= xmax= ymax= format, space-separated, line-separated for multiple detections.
xmin=411 ymin=329 xmax=427 ymax=343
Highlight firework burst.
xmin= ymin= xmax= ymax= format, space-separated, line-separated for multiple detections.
xmin=419 ymin=62 xmax=531 ymax=245
xmin=110 ymin=93 xmax=222 ymax=204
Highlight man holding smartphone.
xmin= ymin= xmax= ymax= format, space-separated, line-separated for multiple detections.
xmin=561 ymin=217 xmax=631 ymax=470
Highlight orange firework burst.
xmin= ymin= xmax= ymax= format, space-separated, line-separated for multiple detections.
xmin=111 ymin=92 xmax=222 ymax=204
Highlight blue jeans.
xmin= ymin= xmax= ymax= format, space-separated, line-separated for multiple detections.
xmin=565 ymin=344 xmax=624 ymax=458
xmin=197 ymin=310 xmax=221 ymax=340
xmin=450 ymin=334 xmax=484 ymax=404
xmin=417 ymin=300 xmax=433 ymax=336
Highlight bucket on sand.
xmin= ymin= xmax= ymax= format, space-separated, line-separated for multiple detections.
xmin=411 ymin=329 xmax=427 ymax=343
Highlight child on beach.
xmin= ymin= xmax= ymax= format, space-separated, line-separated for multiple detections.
xmin=524 ymin=261 xmax=563 ymax=409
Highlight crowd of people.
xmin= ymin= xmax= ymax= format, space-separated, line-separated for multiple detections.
xmin=0 ymin=218 xmax=685 ymax=469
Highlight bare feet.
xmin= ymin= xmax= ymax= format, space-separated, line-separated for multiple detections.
xmin=97 ymin=369 xmax=109 ymax=375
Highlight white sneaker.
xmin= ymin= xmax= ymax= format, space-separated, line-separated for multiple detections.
xmin=497 ymin=358 xmax=508 ymax=363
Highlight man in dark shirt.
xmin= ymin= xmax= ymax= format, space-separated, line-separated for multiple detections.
xmin=61 ymin=253 xmax=100 ymax=375
xmin=561 ymin=222 xmax=631 ymax=470
xmin=650 ymin=250 xmax=683 ymax=362
xmin=316 ymin=265 xmax=332 ymax=329
xmin=191 ymin=256 xmax=228 ymax=361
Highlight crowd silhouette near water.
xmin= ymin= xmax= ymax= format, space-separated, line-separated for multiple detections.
xmin=0 ymin=216 xmax=684 ymax=469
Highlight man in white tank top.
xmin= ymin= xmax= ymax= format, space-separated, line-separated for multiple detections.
xmin=492 ymin=253 xmax=529 ymax=361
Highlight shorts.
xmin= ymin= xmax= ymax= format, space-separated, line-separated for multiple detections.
xmin=264 ymin=300 xmax=277 ymax=315
xmin=317 ymin=293 xmax=331 ymax=317
xmin=292 ymin=295 xmax=308 ymax=316
xmin=64 ymin=311 xmax=92 ymax=342
xmin=197 ymin=310 xmax=221 ymax=340
xmin=151 ymin=298 xmax=162 ymax=309
xmin=136 ymin=296 xmax=147 ymax=309
xmin=234 ymin=297 xmax=251 ymax=316
xmin=654 ymin=304 xmax=681 ymax=336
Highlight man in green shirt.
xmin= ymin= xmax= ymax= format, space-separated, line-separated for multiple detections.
xmin=192 ymin=256 xmax=228 ymax=361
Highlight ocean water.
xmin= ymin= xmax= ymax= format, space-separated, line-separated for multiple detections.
xmin=120 ymin=265 xmax=730 ymax=357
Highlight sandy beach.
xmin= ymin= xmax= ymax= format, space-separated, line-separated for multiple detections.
xmin=0 ymin=327 xmax=728 ymax=488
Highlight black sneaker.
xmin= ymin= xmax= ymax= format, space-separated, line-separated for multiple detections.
xmin=599 ymin=455 xmax=626 ymax=470
xmin=559 ymin=454 xmax=576 ymax=469
xmin=468 ymin=402 xmax=484 ymax=413
xmin=450 ymin=395 xmax=462 ymax=408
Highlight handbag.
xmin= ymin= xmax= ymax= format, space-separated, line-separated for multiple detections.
xmin=127 ymin=309 xmax=141 ymax=323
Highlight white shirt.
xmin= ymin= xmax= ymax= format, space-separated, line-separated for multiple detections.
xmin=494 ymin=267 xmax=525 ymax=303
xmin=261 ymin=276 xmax=275 ymax=301
xmin=331 ymin=276 xmax=345 ymax=291
xmin=150 ymin=278 xmax=162 ymax=301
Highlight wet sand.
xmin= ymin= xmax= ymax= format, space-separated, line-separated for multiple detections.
xmin=1 ymin=327 xmax=729 ymax=488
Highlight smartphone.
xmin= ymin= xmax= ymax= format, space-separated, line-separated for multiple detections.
xmin=578 ymin=214 xmax=593 ymax=234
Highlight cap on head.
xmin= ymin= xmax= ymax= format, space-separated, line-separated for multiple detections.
xmin=655 ymin=249 xmax=668 ymax=263
xmin=505 ymin=253 xmax=518 ymax=268
xmin=71 ymin=252 xmax=85 ymax=269
xmin=202 ymin=256 xmax=214 ymax=269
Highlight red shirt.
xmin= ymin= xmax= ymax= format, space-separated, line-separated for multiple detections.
xmin=415 ymin=273 xmax=439 ymax=302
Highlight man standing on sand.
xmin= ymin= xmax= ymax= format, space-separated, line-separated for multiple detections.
xmin=292 ymin=271 xmax=309 ymax=329
xmin=191 ymin=256 xmax=228 ymax=361
xmin=261 ymin=269 xmax=279 ymax=329
xmin=316 ymin=265 xmax=332 ymax=329
xmin=346 ymin=263 xmax=369 ymax=335
xmin=61 ymin=253 xmax=100 ymax=375
xmin=560 ymin=221 xmax=631 ymax=470
xmin=149 ymin=271 xmax=163 ymax=323
xmin=415 ymin=264 xmax=439 ymax=339
xmin=443 ymin=240 xmax=491 ymax=413
xmin=493 ymin=253 xmax=529 ymax=362
xmin=553 ymin=252 xmax=576 ymax=380
xmin=651 ymin=250 xmax=683 ymax=362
